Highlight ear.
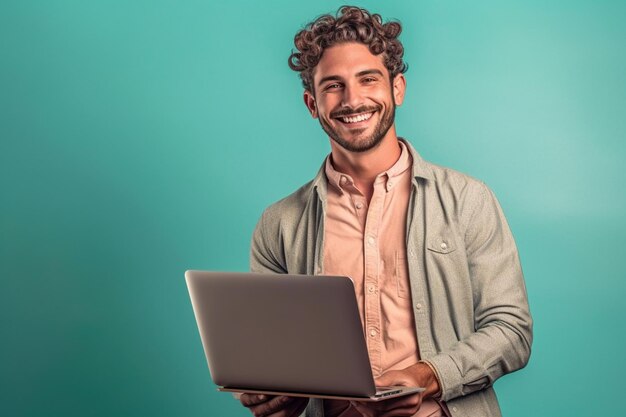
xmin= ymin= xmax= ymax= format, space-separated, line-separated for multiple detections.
xmin=303 ymin=90 xmax=318 ymax=118
xmin=392 ymin=73 xmax=406 ymax=106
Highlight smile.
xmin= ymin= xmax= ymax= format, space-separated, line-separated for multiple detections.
xmin=336 ymin=111 xmax=375 ymax=124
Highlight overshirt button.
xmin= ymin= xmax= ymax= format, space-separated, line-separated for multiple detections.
xmin=415 ymin=303 xmax=423 ymax=310
xmin=368 ymin=285 xmax=375 ymax=293
xmin=369 ymin=329 xmax=377 ymax=337
xmin=440 ymin=242 xmax=448 ymax=250
xmin=452 ymin=406 xmax=458 ymax=412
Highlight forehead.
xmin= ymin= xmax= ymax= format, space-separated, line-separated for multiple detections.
xmin=312 ymin=42 xmax=388 ymax=83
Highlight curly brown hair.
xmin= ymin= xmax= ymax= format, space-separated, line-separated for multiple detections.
xmin=288 ymin=5 xmax=408 ymax=93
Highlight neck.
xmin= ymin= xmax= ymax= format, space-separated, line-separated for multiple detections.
xmin=329 ymin=128 xmax=402 ymax=202
xmin=330 ymin=129 xmax=402 ymax=184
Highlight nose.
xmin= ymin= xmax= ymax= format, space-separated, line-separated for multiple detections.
xmin=341 ymin=82 xmax=364 ymax=109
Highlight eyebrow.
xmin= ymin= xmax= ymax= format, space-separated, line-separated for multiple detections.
xmin=317 ymin=69 xmax=385 ymax=87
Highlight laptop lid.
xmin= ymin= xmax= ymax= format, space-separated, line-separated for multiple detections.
xmin=185 ymin=271 xmax=379 ymax=397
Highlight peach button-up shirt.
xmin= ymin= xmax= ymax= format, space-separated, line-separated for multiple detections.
xmin=322 ymin=142 xmax=442 ymax=417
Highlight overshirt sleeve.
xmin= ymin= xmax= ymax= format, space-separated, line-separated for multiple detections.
xmin=250 ymin=209 xmax=318 ymax=417
xmin=250 ymin=209 xmax=287 ymax=274
xmin=425 ymin=183 xmax=533 ymax=401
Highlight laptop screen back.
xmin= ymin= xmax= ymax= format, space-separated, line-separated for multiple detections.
xmin=185 ymin=271 xmax=377 ymax=397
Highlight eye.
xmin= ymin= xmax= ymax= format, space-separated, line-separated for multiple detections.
xmin=362 ymin=77 xmax=377 ymax=83
xmin=325 ymin=83 xmax=342 ymax=90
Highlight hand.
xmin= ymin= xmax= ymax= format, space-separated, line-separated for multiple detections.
xmin=350 ymin=362 xmax=441 ymax=417
xmin=351 ymin=393 xmax=422 ymax=417
xmin=377 ymin=362 xmax=441 ymax=398
xmin=239 ymin=393 xmax=309 ymax=417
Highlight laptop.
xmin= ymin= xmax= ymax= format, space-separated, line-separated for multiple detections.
xmin=185 ymin=270 xmax=424 ymax=401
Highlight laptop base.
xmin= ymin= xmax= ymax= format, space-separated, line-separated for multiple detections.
xmin=219 ymin=386 xmax=424 ymax=402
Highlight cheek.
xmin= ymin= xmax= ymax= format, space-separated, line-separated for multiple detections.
xmin=317 ymin=104 xmax=334 ymax=119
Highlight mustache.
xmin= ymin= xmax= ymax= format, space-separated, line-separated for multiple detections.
xmin=330 ymin=105 xmax=380 ymax=119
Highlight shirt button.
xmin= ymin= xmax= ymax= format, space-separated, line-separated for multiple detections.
xmin=367 ymin=236 xmax=375 ymax=245
xmin=440 ymin=242 xmax=448 ymax=250
xmin=369 ymin=329 xmax=377 ymax=337
xmin=355 ymin=202 xmax=363 ymax=209
xmin=415 ymin=303 xmax=423 ymax=310
xmin=368 ymin=285 xmax=375 ymax=293
xmin=452 ymin=406 xmax=458 ymax=412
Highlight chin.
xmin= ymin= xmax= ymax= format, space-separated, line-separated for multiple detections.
xmin=333 ymin=135 xmax=384 ymax=153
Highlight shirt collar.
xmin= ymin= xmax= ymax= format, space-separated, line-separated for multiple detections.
xmin=324 ymin=154 xmax=352 ymax=193
xmin=400 ymin=138 xmax=434 ymax=181
xmin=324 ymin=140 xmax=414 ymax=194
xmin=313 ymin=138 xmax=434 ymax=199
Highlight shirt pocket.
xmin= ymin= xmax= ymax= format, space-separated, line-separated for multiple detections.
xmin=395 ymin=251 xmax=410 ymax=298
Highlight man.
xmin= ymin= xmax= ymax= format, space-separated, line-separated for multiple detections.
xmin=239 ymin=6 xmax=532 ymax=417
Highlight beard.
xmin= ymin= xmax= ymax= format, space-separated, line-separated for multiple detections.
xmin=317 ymin=102 xmax=396 ymax=153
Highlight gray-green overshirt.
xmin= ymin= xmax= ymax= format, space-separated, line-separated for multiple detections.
xmin=250 ymin=139 xmax=533 ymax=417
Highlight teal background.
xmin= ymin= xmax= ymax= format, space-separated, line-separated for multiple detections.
xmin=1 ymin=0 xmax=624 ymax=416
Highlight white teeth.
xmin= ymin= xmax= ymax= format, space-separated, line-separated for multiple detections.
xmin=340 ymin=112 xmax=374 ymax=124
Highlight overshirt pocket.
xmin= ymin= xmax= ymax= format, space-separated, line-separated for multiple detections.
xmin=395 ymin=251 xmax=410 ymax=298
xmin=426 ymin=235 xmax=456 ymax=254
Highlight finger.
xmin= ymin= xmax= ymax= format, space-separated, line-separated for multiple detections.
xmin=353 ymin=394 xmax=420 ymax=414
xmin=379 ymin=396 xmax=422 ymax=417
xmin=380 ymin=407 xmax=421 ymax=417
xmin=384 ymin=393 xmax=422 ymax=411
xmin=351 ymin=401 xmax=390 ymax=415
xmin=251 ymin=395 xmax=292 ymax=417
xmin=240 ymin=393 xmax=270 ymax=407
xmin=350 ymin=401 xmax=375 ymax=417
xmin=350 ymin=400 xmax=366 ymax=410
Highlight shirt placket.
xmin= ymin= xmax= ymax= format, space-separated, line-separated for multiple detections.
xmin=362 ymin=177 xmax=386 ymax=376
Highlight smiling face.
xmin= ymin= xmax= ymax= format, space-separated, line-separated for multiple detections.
xmin=304 ymin=42 xmax=406 ymax=153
